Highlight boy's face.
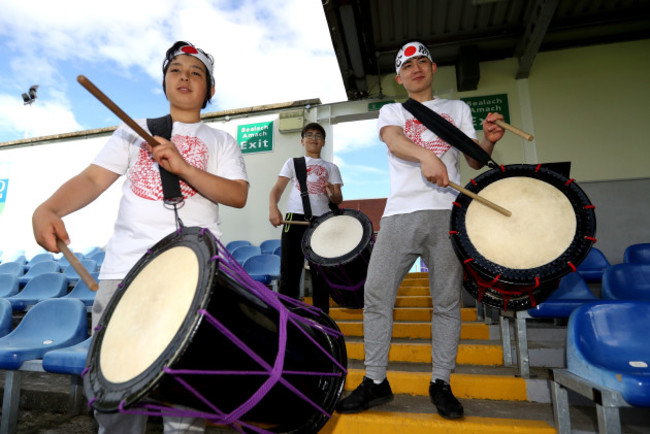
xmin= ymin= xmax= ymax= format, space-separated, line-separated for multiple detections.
xmin=395 ymin=56 xmax=436 ymax=94
xmin=301 ymin=129 xmax=325 ymax=155
xmin=164 ymin=55 xmax=214 ymax=111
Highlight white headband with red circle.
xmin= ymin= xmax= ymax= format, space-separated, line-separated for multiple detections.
xmin=171 ymin=44 xmax=215 ymax=86
xmin=395 ymin=41 xmax=433 ymax=74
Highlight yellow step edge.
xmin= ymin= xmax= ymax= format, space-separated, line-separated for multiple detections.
xmin=345 ymin=369 xmax=529 ymax=402
xmin=346 ymin=342 xmax=503 ymax=366
xmin=320 ymin=411 xmax=555 ymax=434
xmin=338 ymin=321 xmax=491 ymax=340
xmin=330 ymin=307 xmax=477 ymax=322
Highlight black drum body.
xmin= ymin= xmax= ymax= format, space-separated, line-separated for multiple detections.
xmin=450 ymin=164 xmax=596 ymax=311
xmin=302 ymin=209 xmax=374 ymax=309
xmin=84 ymin=227 xmax=347 ymax=433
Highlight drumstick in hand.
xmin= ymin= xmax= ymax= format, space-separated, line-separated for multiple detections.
xmin=281 ymin=220 xmax=310 ymax=226
xmin=449 ymin=181 xmax=512 ymax=217
xmin=494 ymin=120 xmax=534 ymax=141
xmin=56 ymin=238 xmax=99 ymax=291
xmin=77 ymin=75 xmax=159 ymax=147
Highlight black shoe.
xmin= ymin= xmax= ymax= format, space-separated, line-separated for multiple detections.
xmin=429 ymin=379 xmax=464 ymax=419
xmin=336 ymin=377 xmax=394 ymax=413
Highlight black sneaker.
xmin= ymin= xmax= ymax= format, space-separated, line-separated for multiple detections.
xmin=429 ymin=379 xmax=464 ymax=419
xmin=336 ymin=377 xmax=394 ymax=413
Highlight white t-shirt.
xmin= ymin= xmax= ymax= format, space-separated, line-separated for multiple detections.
xmin=377 ymin=98 xmax=477 ymax=217
xmin=279 ymin=157 xmax=343 ymax=217
xmin=93 ymin=120 xmax=248 ymax=279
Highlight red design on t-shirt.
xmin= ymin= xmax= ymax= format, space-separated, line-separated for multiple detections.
xmin=294 ymin=163 xmax=329 ymax=195
xmin=403 ymin=115 xmax=453 ymax=157
xmin=129 ymin=135 xmax=209 ymax=200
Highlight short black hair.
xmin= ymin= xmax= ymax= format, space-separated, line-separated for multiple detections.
xmin=301 ymin=122 xmax=326 ymax=139
xmin=162 ymin=41 xmax=214 ymax=109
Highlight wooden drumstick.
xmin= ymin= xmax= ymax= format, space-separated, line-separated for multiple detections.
xmin=495 ymin=120 xmax=534 ymax=142
xmin=77 ymin=75 xmax=159 ymax=147
xmin=281 ymin=220 xmax=310 ymax=226
xmin=449 ymin=181 xmax=512 ymax=217
xmin=56 ymin=239 xmax=99 ymax=291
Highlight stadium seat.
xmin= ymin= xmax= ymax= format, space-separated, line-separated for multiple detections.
xmin=576 ymin=247 xmax=610 ymax=283
xmin=63 ymin=272 xmax=99 ymax=307
xmin=5 ymin=272 xmax=68 ymax=311
xmin=551 ymin=301 xmax=650 ymax=433
xmin=42 ymin=336 xmax=92 ymax=376
xmin=225 ymin=240 xmax=251 ymax=252
xmin=500 ymin=272 xmax=598 ymax=377
xmin=0 ymin=298 xmax=88 ymax=432
xmin=89 ymin=250 xmax=105 ymax=266
xmin=624 ymin=243 xmax=650 ymax=264
xmin=63 ymin=259 xmax=97 ymax=286
xmin=0 ymin=274 xmax=20 ymax=298
xmin=18 ymin=260 xmax=60 ymax=286
xmin=273 ymin=245 xmax=281 ymax=256
xmin=24 ymin=252 xmax=55 ymax=269
xmin=601 ymin=263 xmax=650 ymax=301
xmin=243 ymin=254 xmax=281 ymax=287
xmin=260 ymin=239 xmax=281 ymax=255
xmin=231 ymin=245 xmax=262 ymax=264
xmin=57 ymin=251 xmax=85 ymax=268
xmin=0 ymin=299 xmax=13 ymax=338
xmin=0 ymin=261 xmax=25 ymax=278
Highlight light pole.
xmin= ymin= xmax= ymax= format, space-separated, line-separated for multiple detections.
xmin=22 ymin=85 xmax=39 ymax=139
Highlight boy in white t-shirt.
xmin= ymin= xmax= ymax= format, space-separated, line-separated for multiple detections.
xmin=268 ymin=122 xmax=343 ymax=313
xmin=337 ymin=40 xmax=505 ymax=419
xmin=32 ymin=41 xmax=249 ymax=434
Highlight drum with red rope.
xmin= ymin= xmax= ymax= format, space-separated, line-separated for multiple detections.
xmin=450 ymin=164 xmax=596 ymax=311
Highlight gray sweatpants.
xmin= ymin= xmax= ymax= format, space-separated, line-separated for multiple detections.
xmin=363 ymin=210 xmax=462 ymax=384
xmin=91 ymin=280 xmax=205 ymax=434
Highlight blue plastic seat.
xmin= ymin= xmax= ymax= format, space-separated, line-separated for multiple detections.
xmin=576 ymin=247 xmax=610 ymax=283
xmin=0 ymin=299 xmax=13 ymax=337
xmin=624 ymin=243 xmax=650 ymax=264
xmin=231 ymin=245 xmax=262 ymax=264
xmin=57 ymin=251 xmax=85 ymax=268
xmin=243 ymin=254 xmax=281 ymax=285
xmin=0 ymin=298 xmax=88 ymax=369
xmin=0 ymin=274 xmax=20 ymax=298
xmin=273 ymin=245 xmax=281 ymax=256
xmin=0 ymin=261 xmax=25 ymax=278
xmin=226 ymin=240 xmax=251 ymax=252
xmin=260 ymin=239 xmax=281 ymax=255
xmin=42 ymin=336 xmax=92 ymax=376
xmin=89 ymin=250 xmax=105 ymax=266
xmin=5 ymin=272 xmax=68 ymax=311
xmin=567 ymin=301 xmax=650 ymax=406
xmin=18 ymin=260 xmax=60 ymax=286
xmin=601 ymin=263 xmax=650 ymax=301
xmin=63 ymin=259 xmax=97 ymax=286
xmin=528 ymin=272 xmax=598 ymax=318
xmin=25 ymin=252 xmax=55 ymax=269
xmin=63 ymin=272 xmax=99 ymax=307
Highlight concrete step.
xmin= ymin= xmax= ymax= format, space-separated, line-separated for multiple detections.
xmin=336 ymin=320 xmax=495 ymax=340
xmin=345 ymin=339 xmax=503 ymax=366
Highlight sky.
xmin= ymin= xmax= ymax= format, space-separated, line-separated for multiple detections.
xmin=0 ymin=0 xmax=389 ymax=201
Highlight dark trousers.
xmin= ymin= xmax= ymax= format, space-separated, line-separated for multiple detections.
xmin=279 ymin=213 xmax=330 ymax=313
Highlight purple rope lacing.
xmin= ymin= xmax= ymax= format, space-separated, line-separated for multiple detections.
xmin=113 ymin=227 xmax=346 ymax=432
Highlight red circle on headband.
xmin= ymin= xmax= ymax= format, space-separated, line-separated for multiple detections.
xmin=181 ymin=46 xmax=199 ymax=55
xmin=404 ymin=45 xmax=417 ymax=56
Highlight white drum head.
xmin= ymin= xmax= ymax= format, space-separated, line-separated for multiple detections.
xmin=99 ymin=246 xmax=199 ymax=383
xmin=310 ymin=215 xmax=363 ymax=259
xmin=465 ymin=177 xmax=576 ymax=269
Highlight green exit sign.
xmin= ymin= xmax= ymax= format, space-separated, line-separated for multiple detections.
xmin=461 ymin=94 xmax=511 ymax=131
xmin=237 ymin=121 xmax=273 ymax=154
xmin=368 ymin=100 xmax=394 ymax=111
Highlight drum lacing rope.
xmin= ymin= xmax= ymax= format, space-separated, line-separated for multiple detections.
xmin=119 ymin=228 xmax=345 ymax=431
xmin=463 ymin=260 xmax=541 ymax=311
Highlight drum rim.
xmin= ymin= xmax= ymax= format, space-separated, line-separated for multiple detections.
xmin=450 ymin=164 xmax=597 ymax=286
xmin=84 ymin=227 xmax=217 ymax=412
xmin=302 ymin=209 xmax=374 ymax=266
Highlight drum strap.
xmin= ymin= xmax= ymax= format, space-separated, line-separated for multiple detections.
xmin=147 ymin=115 xmax=185 ymax=227
xmin=293 ymin=157 xmax=313 ymax=221
xmin=402 ymin=98 xmax=499 ymax=169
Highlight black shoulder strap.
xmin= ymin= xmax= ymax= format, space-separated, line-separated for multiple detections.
xmin=146 ymin=115 xmax=183 ymax=204
xmin=401 ymin=98 xmax=499 ymax=169
xmin=293 ymin=157 xmax=312 ymax=220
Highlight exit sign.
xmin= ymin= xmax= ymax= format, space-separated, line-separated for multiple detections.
xmin=461 ymin=94 xmax=511 ymax=130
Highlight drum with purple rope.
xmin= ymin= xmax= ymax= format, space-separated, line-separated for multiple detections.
xmin=84 ymin=226 xmax=347 ymax=433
